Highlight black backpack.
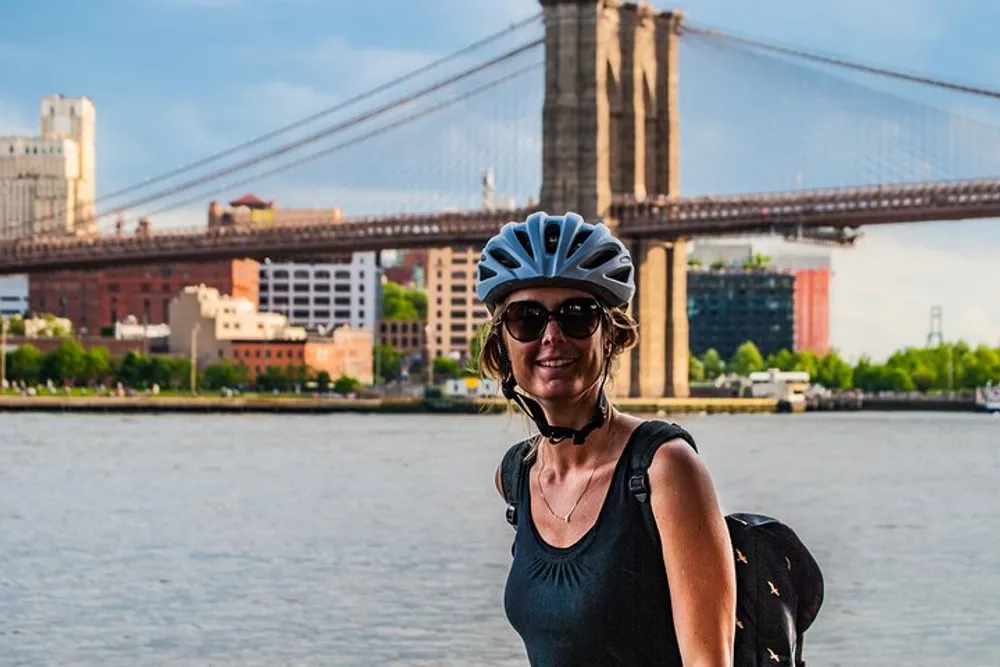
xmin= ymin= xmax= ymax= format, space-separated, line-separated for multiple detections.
xmin=500 ymin=419 xmax=825 ymax=667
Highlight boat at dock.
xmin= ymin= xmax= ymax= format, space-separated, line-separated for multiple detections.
xmin=974 ymin=386 xmax=1000 ymax=414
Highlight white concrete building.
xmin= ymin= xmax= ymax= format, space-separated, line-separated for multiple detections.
xmin=168 ymin=284 xmax=307 ymax=362
xmin=257 ymin=254 xmax=380 ymax=333
xmin=0 ymin=95 xmax=96 ymax=239
xmin=0 ymin=274 xmax=28 ymax=317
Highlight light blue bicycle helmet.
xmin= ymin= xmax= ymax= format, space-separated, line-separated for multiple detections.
xmin=475 ymin=211 xmax=635 ymax=311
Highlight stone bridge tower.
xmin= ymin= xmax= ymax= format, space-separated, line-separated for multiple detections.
xmin=539 ymin=0 xmax=689 ymax=398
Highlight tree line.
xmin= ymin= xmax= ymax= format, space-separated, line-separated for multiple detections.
xmin=2 ymin=341 xmax=364 ymax=394
xmin=691 ymin=340 xmax=1000 ymax=392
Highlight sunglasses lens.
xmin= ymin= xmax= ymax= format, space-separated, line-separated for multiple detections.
xmin=556 ymin=298 xmax=602 ymax=338
xmin=505 ymin=302 xmax=548 ymax=341
xmin=504 ymin=298 xmax=603 ymax=341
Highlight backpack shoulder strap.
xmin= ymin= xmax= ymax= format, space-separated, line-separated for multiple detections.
xmin=500 ymin=436 xmax=535 ymax=528
xmin=627 ymin=419 xmax=698 ymax=546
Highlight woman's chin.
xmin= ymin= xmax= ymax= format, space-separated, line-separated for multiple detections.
xmin=527 ymin=378 xmax=586 ymax=402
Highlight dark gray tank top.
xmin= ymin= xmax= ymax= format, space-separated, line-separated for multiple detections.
xmin=503 ymin=426 xmax=684 ymax=666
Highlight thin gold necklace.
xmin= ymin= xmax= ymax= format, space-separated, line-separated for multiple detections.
xmin=536 ymin=415 xmax=613 ymax=523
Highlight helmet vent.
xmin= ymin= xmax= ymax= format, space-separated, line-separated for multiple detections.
xmin=478 ymin=265 xmax=497 ymax=281
xmin=606 ymin=265 xmax=632 ymax=285
xmin=513 ymin=230 xmax=534 ymax=259
xmin=488 ymin=247 xmax=521 ymax=270
xmin=566 ymin=229 xmax=592 ymax=258
xmin=544 ymin=223 xmax=561 ymax=254
xmin=579 ymin=246 xmax=618 ymax=270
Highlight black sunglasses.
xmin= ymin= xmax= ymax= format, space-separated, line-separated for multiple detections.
xmin=502 ymin=297 xmax=604 ymax=342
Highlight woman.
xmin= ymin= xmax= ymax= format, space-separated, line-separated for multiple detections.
xmin=474 ymin=211 xmax=736 ymax=666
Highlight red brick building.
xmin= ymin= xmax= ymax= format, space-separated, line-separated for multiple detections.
xmin=227 ymin=330 xmax=372 ymax=383
xmin=792 ymin=268 xmax=830 ymax=355
xmin=28 ymin=259 xmax=259 ymax=334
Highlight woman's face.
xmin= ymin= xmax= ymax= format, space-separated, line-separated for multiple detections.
xmin=500 ymin=286 xmax=606 ymax=402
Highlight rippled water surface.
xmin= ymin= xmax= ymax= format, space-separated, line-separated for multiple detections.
xmin=2 ymin=411 xmax=998 ymax=666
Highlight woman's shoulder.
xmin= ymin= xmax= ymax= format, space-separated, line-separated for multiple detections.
xmin=495 ymin=435 xmax=537 ymax=499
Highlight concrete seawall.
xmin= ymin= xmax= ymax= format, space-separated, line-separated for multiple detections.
xmin=0 ymin=395 xmax=780 ymax=415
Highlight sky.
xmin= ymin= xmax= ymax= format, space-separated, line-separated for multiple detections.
xmin=1 ymin=0 xmax=999 ymax=361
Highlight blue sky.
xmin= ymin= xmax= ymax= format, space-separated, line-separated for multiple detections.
xmin=1 ymin=0 xmax=999 ymax=360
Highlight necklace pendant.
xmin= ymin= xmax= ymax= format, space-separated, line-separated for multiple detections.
xmin=561 ymin=513 xmax=571 ymax=522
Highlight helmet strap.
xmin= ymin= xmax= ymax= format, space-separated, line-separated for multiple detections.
xmin=499 ymin=345 xmax=610 ymax=446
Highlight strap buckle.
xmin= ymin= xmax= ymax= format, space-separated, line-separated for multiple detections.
xmin=505 ymin=502 xmax=518 ymax=526
xmin=628 ymin=473 xmax=650 ymax=503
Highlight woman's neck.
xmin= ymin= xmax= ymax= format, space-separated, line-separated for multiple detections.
xmin=537 ymin=406 xmax=618 ymax=474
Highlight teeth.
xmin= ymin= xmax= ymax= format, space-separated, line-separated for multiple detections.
xmin=538 ymin=359 xmax=574 ymax=368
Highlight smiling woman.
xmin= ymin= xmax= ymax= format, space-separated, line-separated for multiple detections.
xmin=473 ymin=211 xmax=737 ymax=667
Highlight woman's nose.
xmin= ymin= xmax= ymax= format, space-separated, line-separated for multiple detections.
xmin=540 ymin=316 xmax=565 ymax=343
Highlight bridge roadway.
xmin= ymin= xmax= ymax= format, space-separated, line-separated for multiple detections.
xmin=2 ymin=178 xmax=1000 ymax=274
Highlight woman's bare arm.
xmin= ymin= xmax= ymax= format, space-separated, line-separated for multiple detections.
xmin=649 ymin=439 xmax=736 ymax=666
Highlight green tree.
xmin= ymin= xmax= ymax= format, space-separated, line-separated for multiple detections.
xmin=6 ymin=316 xmax=25 ymax=336
xmin=700 ymin=348 xmax=726 ymax=379
xmin=815 ymin=351 xmax=854 ymax=389
xmin=742 ymin=252 xmax=771 ymax=270
xmin=885 ymin=367 xmax=915 ymax=392
xmin=43 ymin=340 xmax=87 ymax=384
xmin=910 ymin=364 xmax=936 ymax=392
xmin=381 ymin=281 xmax=427 ymax=321
xmin=6 ymin=344 xmax=44 ymax=384
xmin=316 ymin=371 xmax=332 ymax=391
xmin=764 ymin=348 xmax=796 ymax=372
xmin=728 ymin=341 xmax=764 ymax=377
xmin=83 ymin=346 xmax=113 ymax=384
xmin=118 ymin=351 xmax=151 ymax=388
xmin=689 ymin=355 xmax=705 ymax=382
xmin=433 ymin=355 xmax=461 ymax=380
xmin=256 ymin=366 xmax=290 ymax=392
xmin=203 ymin=360 xmax=250 ymax=389
xmin=333 ymin=375 xmax=362 ymax=394
xmin=374 ymin=344 xmax=403 ymax=382
xmin=791 ymin=350 xmax=819 ymax=378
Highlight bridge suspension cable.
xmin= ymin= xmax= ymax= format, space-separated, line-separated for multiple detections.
xmin=15 ymin=12 xmax=542 ymax=233
xmin=678 ymin=27 xmax=1000 ymax=193
xmin=60 ymin=37 xmax=543 ymax=228
xmin=141 ymin=62 xmax=544 ymax=219
xmin=684 ymin=23 xmax=1000 ymax=101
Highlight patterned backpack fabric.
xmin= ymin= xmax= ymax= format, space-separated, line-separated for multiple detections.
xmin=500 ymin=419 xmax=825 ymax=667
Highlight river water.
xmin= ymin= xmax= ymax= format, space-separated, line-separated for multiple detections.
xmin=1 ymin=411 xmax=998 ymax=666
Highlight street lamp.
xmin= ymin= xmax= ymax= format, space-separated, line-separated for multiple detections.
xmin=190 ymin=321 xmax=200 ymax=394
xmin=0 ymin=316 xmax=7 ymax=392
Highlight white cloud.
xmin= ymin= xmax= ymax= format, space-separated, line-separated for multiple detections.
xmin=829 ymin=224 xmax=1000 ymax=361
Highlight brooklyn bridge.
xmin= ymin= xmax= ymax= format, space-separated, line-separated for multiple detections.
xmin=4 ymin=0 xmax=1000 ymax=397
